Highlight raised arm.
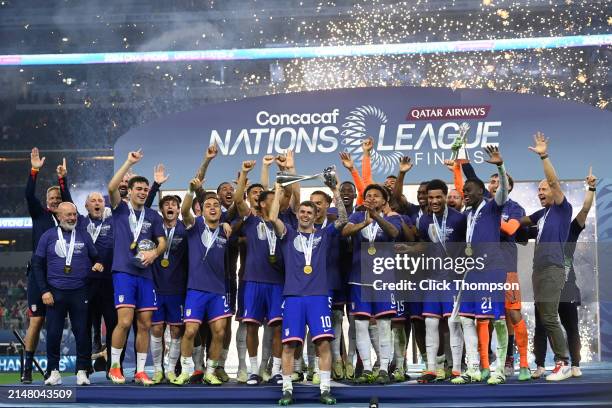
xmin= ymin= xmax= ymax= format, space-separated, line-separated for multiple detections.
xmin=55 ymin=157 xmax=73 ymax=204
xmin=195 ymin=144 xmax=217 ymax=181
xmin=181 ymin=177 xmax=201 ymax=229
xmin=340 ymin=151 xmax=365 ymax=205
xmin=109 ymin=149 xmax=143 ymax=209
xmin=393 ymin=156 xmax=412 ymax=206
xmin=283 ymin=150 xmax=300 ymax=214
xmin=26 ymin=147 xmax=46 ymax=216
xmin=369 ymin=209 xmax=399 ymax=239
xmin=235 ymin=160 xmax=256 ymax=217
xmin=325 ymin=176 xmax=347 ymax=230
xmin=529 ymin=132 xmax=564 ymax=205
xmin=483 ymin=146 xmax=508 ymax=206
xmin=145 ymin=163 xmax=169 ymax=208
xmin=361 ymin=137 xmax=374 ymax=186
xmin=444 ymin=159 xmax=465 ymax=198
xmin=575 ymin=167 xmax=596 ymax=228
xmin=269 ymin=183 xmax=286 ymax=237
xmin=260 ymin=155 xmax=275 ymax=190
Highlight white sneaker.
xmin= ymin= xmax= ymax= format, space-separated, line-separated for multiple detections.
xmin=76 ymin=370 xmax=90 ymax=385
xmin=44 ymin=370 xmax=62 ymax=386
xmin=546 ymin=362 xmax=572 ymax=381
xmin=571 ymin=366 xmax=582 ymax=377
xmin=531 ymin=366 xmax=546 ymax=379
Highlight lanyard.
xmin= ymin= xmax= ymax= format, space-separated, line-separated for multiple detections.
xmin=56 ymin=227 xmax=76 ymax=267
xmin=536 ymin=208 xmax=551 ymax=243
xmin=128 ymin=201 xmax=145 ymax=245
xmin=163 ymin=225 xmax=176 ymax=260
xmin=299 ymin=232 xmax=315 ymax=266
xmin=466 ymin=200 xmax=486 ymax=244
xmin=202 ymin=225 xmax=220 ymax=260
xmin=261 ymin=219 xmax=277 ymax=256
xmin=432 ymin=207 xmax=448 ymax=249
xmin=87 ymin=214 xmax=105 ymax=243
xmin=365 ymin=214 xmax=381 ymax=244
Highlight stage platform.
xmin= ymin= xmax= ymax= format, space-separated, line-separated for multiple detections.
xmin=2 ymin=364 xmax=612 ymax=407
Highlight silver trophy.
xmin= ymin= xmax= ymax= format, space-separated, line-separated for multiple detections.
xmin=131 ymin=239 xmax=157 ymax=269
xmin=276 ymin=165 xmax=337 ymax=188
xmin=450 ymin=122 xmax=471 ymax=164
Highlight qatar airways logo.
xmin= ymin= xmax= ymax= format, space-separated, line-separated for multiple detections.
xmin=207 ymin=104 xmax=501 ymax=173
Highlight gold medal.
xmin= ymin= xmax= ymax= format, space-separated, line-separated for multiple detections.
xmin=161 ymin=259 xmax=170 ymax=268
xmin=303 ymin=265 xmax=313 ymax=274
xmin=367 ymin=246 xmax=376 ymax=256
xmin=268 ymin=255 xmax=277 ymax=264
xmin=63 ymin=265 xmax=72 ymax=274
xmin=465 ymin=244 xmax=473 ymax=257
xmin=130 ymin=241 xmax=137 ymax=250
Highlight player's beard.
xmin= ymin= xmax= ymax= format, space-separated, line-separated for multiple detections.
xmin=60 ymin=220 xmax=76 ymax=231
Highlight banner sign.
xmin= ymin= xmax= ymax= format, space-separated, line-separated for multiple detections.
xmin=115 ymin=87 xmax=610 ymax=189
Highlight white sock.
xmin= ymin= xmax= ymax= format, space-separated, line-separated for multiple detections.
xmin=393 ymin=326 xmax=407 ymax=371
xmin=192 ymin=345 xmax=203 ymax=371
xmin=448 ymin=320 xmax=464 ymax=374
xmin=206 ymin=359 xmax=217 ymax=375
xmin=180 ymin=355 xmax=194 ymax=375
xmin=219 ymin=349 xmax=228 ymax=367
xmin=355 ymin=319 xmax=373 ymax=371
xmin=314 ymin=356 xmax=320 ymax=374
xmin=331 ymin=309 xmax=343 ymax=361
xmin=377 ymin=318 xmax=392 ymax=371
xmin=272 ymin=357 xmax=282 ymax=377
xmin=369 ymin=323 xmax=380 ymax=364
xmin=293 ymin=357 xmax=303 ymax=372
xmin=282 ymin=374 xmax=293 ymax=392
xmin=136 ymin=352 xmax=147 ymax=373
xmin=347 ymin=315 xmax=356 ymax=365
xmin=111 ymin=347 xmax=123 ymax=367
xmin=320 ymin=370 xmax=331 ymax=392
xmin=460 ymin=316 xmax=480 ymax=369
xmin=236 ymin=322 xmax=247 ymax=371
xmin=166 ymin=338 xmax=181 ymax=373
xmin=150 ymin=335 xmax=163 ymax=371
xmin=425 ymin=317 xmax=440 ymax=372
xmin=249 ymin=356 xmax=258 ymax=375
xmin=260 ymin=325 xmax=273 ymax=373
xmin=307 ymin=331 xmax=316 ymax=369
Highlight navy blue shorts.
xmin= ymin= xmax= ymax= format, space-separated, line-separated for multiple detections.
xmin=113 ymin=272 xmax=157 ymax=312
xmin=242 ymin=281 xmax=283 ymax=325
xmin=349 ymin=284 xmax=396 ymax=318
xmin=183 ymin=289 xmax=232 ymax=324
xmin=282 ymin=295 xmax=334 ymax=344
xmin=152 ymin=294 xmax=185 ymax=325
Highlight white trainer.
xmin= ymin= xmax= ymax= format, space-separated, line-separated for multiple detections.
xmin=44 ymin=370 xmax=62 ymax=386
xmin=546 ymin=362 xmax=572 ymax=381
xmin=531 ymin=366 xmax=546 ymax=379
xmin=76 ymin=370 xmax=90 ymax=385
xmin=571 ymin=366 xmax=582 ymax=377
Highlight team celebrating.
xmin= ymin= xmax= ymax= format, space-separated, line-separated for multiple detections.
xmin=21 ymin=132 xmax=596 ymax=405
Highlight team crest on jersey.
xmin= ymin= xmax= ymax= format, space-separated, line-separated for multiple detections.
xmin=186 ymin=309 xmax=192 ymax=317
xmin=256 ymin=222 xmax=269 ymax=240
xmin=360 ymin=228 xmax=382 ymax=240
xmin=31 ymin=304 xmax=37 ymax=312
xmin=54 ymin=240 xmax=86 ymax=257
xmin=292 ymin=235 xmax=322 ymax=252
xmin=502 ymin=214 xmax=510 ymax=221
xmin=118 ymin=295 xmax=124 ymax=303
xmin=285 ymin=328 xmax=289 ymax=337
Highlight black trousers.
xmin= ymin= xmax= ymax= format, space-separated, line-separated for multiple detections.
xmin=87 ymin=278 xmax=118 ymax=372
xmin=46 ymin=286 xmax=90 ymax=372
xmin=534 ymin=302 xmax=581 ymax=367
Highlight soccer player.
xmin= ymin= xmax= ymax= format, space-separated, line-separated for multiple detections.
xmin=107 ymin=150 xmax=167 ymax=385
xmin=171 ymin=178 xmax=233 ymax=385
xmin=150 ymin=195 xmax=188 ymax=384
xmin=530 ymin=163 xmax=593 ymax=380
xmin=416 ymin=179 xmax=468 ymax=384
xmin=22 ymin=148 xmax=64 ymax=383
xmin=460 ymin=159 xmax=531 ymax=381
xmin=234 ymin=160 xmax=285 ymax=385
xmin=520 ymin=133 xmax=572 ymax=381
xmin=310 ymin=189 xmax=345 ymax=381
xmin=460 ymin=146 xmax=510 ymax=385
xmin=32 ymin=202 xmax=104 ymax=385
xmin=342 ymin=184 xmax=402 ymax=384
xmin=269 ymin=177 xmax=348 ymax=405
